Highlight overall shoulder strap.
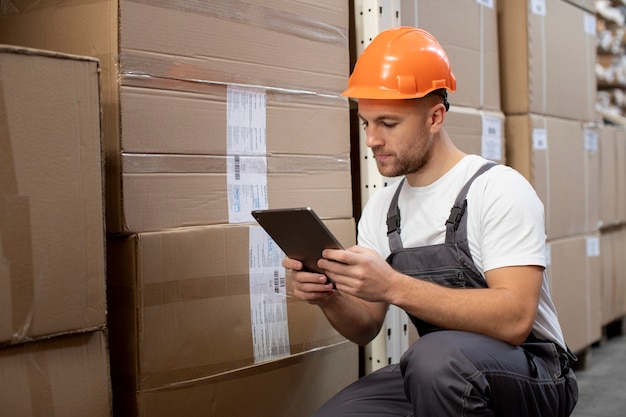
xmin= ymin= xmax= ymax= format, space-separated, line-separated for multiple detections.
xmin=386 ymin=178 xmax=405 ymax=252
xmin=445 ymin=162 xmax=497 ymax=242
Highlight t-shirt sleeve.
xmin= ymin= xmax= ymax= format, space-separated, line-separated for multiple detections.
xmin=470 ymin=167 xmax=547 ymax=272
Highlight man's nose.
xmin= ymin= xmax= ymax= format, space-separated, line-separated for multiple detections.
xmin=364 ymin=126 xmax=384 ymax=148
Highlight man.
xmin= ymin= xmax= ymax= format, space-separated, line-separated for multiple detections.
xmin=283 ymin=27 xmax=578 ymax=416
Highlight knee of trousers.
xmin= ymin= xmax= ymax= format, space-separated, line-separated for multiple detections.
xmin=399 ymin=331 xmax=489 ymax=392
xmin=401 ymin=332 xmax=469 ymax=371
xmin=399 ymin=332 xmax=492 ymax=413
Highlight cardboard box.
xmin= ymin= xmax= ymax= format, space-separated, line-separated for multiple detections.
xmin=0 ymin=330 xmax=112 ymax=417
xmin=445 ymin=106 xmax=506 ymax=164
xmin=119 ymin=340 xmax=357 ymax=417
xmin=0 ymin=46 xmax=106 ymax=346
xmin=400 ymin=0 xmax=501 ymax=111
xmin=122 ymin=84 xmax=350 ymax=157
xmin=505 ymin=114 xmax=600 ymax=241
xmin=107 ymin=219 xmax=357 ymax=400
xmin=0 ymin=0 xmax=351 ymax=233
xmin=598 ymin=124 xmax=621 ymax=228
xmin=121 ymin=152 xmax=352 ymax=232
xmin=498 ymin=0 xmax=597 ymax=121
xmin=599 ymin=226 xmax=626 ymax=325
xmin=547 ymin=234 xmax=602 ymax=353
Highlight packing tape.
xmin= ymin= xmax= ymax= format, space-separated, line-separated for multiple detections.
xmin=121 ymin=153 xmax=350 ymax=175
xmin=0 ymin=84 xmax=36 ymax=345
xmin=120 ymin=56 xmax=345 ymax=103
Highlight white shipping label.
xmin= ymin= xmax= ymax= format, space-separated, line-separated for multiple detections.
xmin=227 ymin=86 xmax=267 ymax=155
xmin=533 ymin=129 xmax=548 ymax=150
xmin=584 ymin=14 xmax=596 ymax=36
xmin=249 ymin=226 xmax=290 ymax=363
xmin=584 ymin=129 xmax=598 ymax=152
xmin=481 ymin=115 xmax=502 ymax=161
xmin=586 ymin=236 xmax=600 ymax=257
xmin=227 ymin=155 xmax=268 ymax=223
xmin=530 ymin=0 xmax=546 ymax=16
xmin=226 ymin=86 xmax=269 ymax=223
xmin=476 ymin=0 xmax=494 ymax=8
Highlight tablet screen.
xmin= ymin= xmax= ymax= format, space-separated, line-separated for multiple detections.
xmin=251 ymin=207 xmax=343 ymax=274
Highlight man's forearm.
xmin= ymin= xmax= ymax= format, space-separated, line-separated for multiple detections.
xmin=318 ymin=291 xmax=387 ymax=346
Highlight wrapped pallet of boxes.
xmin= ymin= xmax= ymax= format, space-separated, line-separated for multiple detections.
xmin=2 ymin=1 xmax=358 ymax=416
xmin=0 ymin=46 xmax=110 ymax=415
xmin=498 ymin=0 xmax=601 ymax=353
xmin=597 ymin=125 xmax=626 ymax=327
xmin=0 ymin=0 xmax=353 ymax=234
xmin=107 ymin=219 xmax=358 ymax=417
xmin=504 ymin=116 xmax=601 ymax=352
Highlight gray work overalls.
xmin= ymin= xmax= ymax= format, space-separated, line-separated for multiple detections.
xmin=382 ymin=162 xmax=579 ymax=416
xmin=313 ymin=163 xmax=578 ymax=417
xmin=385 ymin=162 xmax=495 ymax=336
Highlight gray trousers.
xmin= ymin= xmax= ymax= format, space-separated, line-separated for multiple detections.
xmin=314 ymin=331 xmax=578 ymax=417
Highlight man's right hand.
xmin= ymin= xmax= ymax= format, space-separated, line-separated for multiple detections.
xmin=282 ymin=256 xmax=336 ymax=305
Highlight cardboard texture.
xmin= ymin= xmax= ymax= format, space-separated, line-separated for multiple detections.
xmin=121 ymin=85 xmax=350 ymax=157
xmin=107 ymin=219 xmax=357 ymax=412
xmin=505 ymin=114 xmax=600 ymax=241
xmin=498 ymin=0 xmax=597 ymax=121
xmin=445 ymin=106 xmax=506 ymax=164
xmin=547 ymin=234 xmax=602 ymax=353
xmin=0 ymin=0 xmax=351 ymax=233
xmin=599 ymin=124 xmax=622 ymax=228
xmin=125 ymin=341 xmax=357 ymax=417
xmin=600 ymin=226 xmax=626 ymax=325
xmin=0 ymin=46 xmax=106 ymax=346
xmin=0 ymin=330 xmax=112 ymax=417
xmin=400 ymin=0 xmax=501 ymax=111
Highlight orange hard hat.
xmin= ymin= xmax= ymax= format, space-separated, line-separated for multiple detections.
xmin=342 ymin=27 xmax=456 ymax=100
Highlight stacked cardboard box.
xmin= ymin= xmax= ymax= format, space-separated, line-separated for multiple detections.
xmin=597 ymin=124 xmax=626 ymax=326
xmin=0 ymin=46 xmax=110 ymax=415
xmin=0 ymin=0 xmax=353 ymax=234
xmin=595 ymin=3 xmax=626 ymax=332
xmin=1 ymin=1 xmax=358 ymax=416
xmin=498 ymin=0 xmax=602 ymax=353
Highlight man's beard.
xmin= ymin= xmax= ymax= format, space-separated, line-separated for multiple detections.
xmin=375 ymin=135 xmax=433 ymax=178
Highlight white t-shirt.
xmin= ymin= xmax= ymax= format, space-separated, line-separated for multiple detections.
xmin=358 ymin=154 xmax=566 ymax=349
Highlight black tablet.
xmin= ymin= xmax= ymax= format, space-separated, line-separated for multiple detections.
xmin=251 ymin=207 xmax=344 ymax=274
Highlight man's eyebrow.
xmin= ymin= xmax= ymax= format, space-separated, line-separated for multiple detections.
xmin=357 ymin=113 xmax=401 ymax=122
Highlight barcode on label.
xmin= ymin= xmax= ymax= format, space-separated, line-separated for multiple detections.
xmin=274 ymin=270 xmax=279 ymax=294
xmin=234 ymin=155 xmax=241 ymax=181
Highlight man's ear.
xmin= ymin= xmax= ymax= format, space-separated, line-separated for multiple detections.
xmin=429 ymin=103 xmax=446 ymax=133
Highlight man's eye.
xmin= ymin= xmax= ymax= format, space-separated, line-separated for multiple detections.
xmin=382 ymin=122 xmax=397 ymax=128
